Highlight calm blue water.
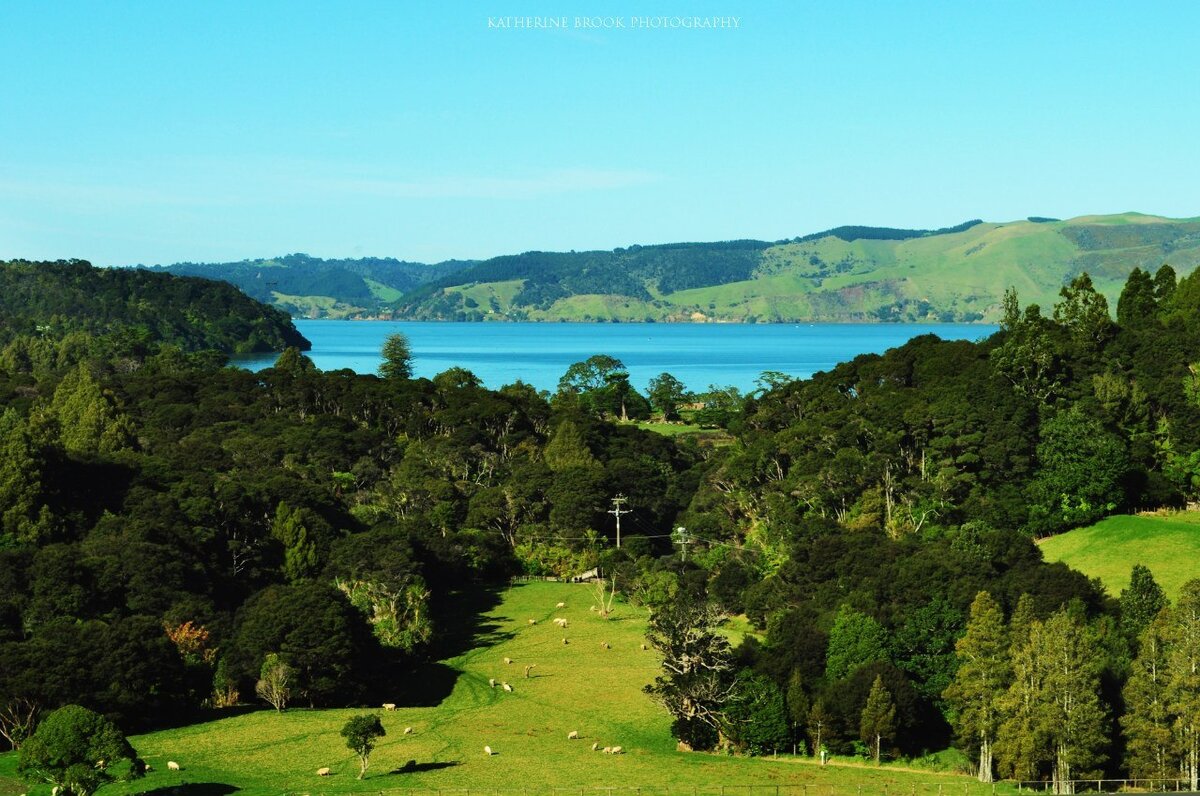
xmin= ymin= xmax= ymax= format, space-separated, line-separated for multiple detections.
xmin=235 ymin=321 xmax=998 ymax=394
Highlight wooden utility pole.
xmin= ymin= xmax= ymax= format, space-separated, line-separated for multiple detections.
xmin=608 ymin=494 xmax=630 ymax=548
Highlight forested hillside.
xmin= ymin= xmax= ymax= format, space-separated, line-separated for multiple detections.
xmin=0 ymin=260 xmax=309 ymax=355
xmin=148 ymin=254 xmax=473 ymax=319
xmin=143 ymin=214 xmax=1200 ymax=322
xmin=4 ymin=263 xmax=1200 ymax=788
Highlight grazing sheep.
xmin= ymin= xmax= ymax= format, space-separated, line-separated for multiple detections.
xmin=404 ymin=726 xmax=413 ymax=735
xmin=502 ymin=682 xmax=513 ymax=692
xmin=641 ymin=643 xmax=647 ymax=650
xmin=489 ymin=677 xmax=497 ymax=688
xmin=382 ymin=702 xmax=397 ymax=710
xmin=602 ymin=746 xmax=612 ymax=754
xmin=144 ymin=764 xmax=153 ymax=772
xmin=503 ymin=656 xmax=513 ymax=664
xmin=556 ymin=602 xmax=566 ymax=609
xmin=316 ymin=767 xmax=331 ymax=776
xmin=562 ymin=637 xmax=569 ymax=645
xmin=484 ymin=745 xmax=494 ymax=756
xmin=528 ymin=619 xmax=537 ymax=625
xmin=524 ymin=664 xmax=535 ymax=678
xmin=553 ymin=617 xmax=568 ymax=627
xmin=610 ymin=745 xmax=624 ymax=754
xmin=588 ymin=605 xmax=596 ymax=612
xmin=591 ymin=742 xmax=599 ymax=751
xmin=167 ymin=761 xmax=181 ymax=772
xmin=567 ymin=730 xmax=579 ymax=740
xmin=601 ymin=641 xmax=610 ymax=649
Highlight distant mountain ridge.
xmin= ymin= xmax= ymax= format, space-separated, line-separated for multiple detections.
xmin=143 ymin=213 xmax=1200 ymax=322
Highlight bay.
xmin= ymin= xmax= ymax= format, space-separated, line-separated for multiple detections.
xmin=235 ymin=320 xmax=999 ymax=393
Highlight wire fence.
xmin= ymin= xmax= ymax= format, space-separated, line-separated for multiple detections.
xmin=289 ymin=783 xmax=1200 ymax=796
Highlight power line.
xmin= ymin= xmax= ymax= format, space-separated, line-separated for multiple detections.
xmin=607 ymin=494 xmax=631 ymax=548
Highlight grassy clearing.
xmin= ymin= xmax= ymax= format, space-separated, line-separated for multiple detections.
xmin=1038 ymin=512 xmax=1200 ymax=599
xmin=0 ymin=584 xmax=1004 ymax=795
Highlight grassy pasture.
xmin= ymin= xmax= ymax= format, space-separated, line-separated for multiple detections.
xmin=0 ymin=583 xmax=1003 ymax=795
xmin=1038 ymin=512 xmax=1200 ymax=599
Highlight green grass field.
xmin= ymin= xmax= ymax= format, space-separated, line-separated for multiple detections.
xmin=0 ymin=583 xmax=1004 ymax=796
xmin=1038 ymin=512 xmax=1200 ymax=599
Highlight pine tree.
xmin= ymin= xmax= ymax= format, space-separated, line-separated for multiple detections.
xmin=1121 ymin=565 xmax=1167 ymax=643
xmin=860 ymin=675 xmax=897 ymax=764
xmin=998 ymin=609 xmax=1108 ymax=794
xmin=1123 ymin=611 xmax=1176 ymax=782
xmin=945 ymin=591 xmax=1010 ymax=782
xmin=1166 ymin=580 xmax=1200 ymax=790
xmin=785 ymin=668 xmax=810 ymax=752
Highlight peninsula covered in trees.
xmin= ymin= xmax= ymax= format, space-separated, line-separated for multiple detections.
xmin=4 ymin=260 xmax=1200 ymax=791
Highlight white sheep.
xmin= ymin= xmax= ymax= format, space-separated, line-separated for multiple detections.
xmin=144 ymin=764 xmax=153 ymax=772
xmin=568 ymin=730 xmax=579 ymax=740
xmin=602 ymin=746 xmax=612 ymax=754
xmin=641 ymin=643 xmax=648 ymax=650
xmin=610 ymin=745 xmax=624 ymax=754
xmin=484 ymin=745 xmax=494 ymax=756
xmin=556 ymin=601 xmax=566 ymax=608
xmin=489 ymin=677 xmax=497 ymax=688
xmin=524 ymin=664 xmax=535 ymax=678
xmin=404 ymin=726 xmax=413 ymax=735
xmin=591 ymin=742 xmax=599 ymax=751
xmin=562 ymin=637 xmax=569 ymax=645
xmin=502 ymin=682 xmax=513 ymax=692
xmin=167 ymin=761 xmax=181 ymax=772
xmin=503 ymin=656 xmax=513 ymax=664
xmin=527 ymin=618 xmax=537 ymax=625
xmin=601 ymin=641 xmax=610 ymax=649
xmin=316 ymin=767 xmax=331 ymax=776
xmin=382 ymin=702 xmax=397 ymax=710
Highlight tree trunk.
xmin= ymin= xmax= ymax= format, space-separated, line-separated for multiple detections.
xmin=977 ymin=736 xmax=993 ymax=783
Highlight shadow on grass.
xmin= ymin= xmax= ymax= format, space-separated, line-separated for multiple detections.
xmin=387 ymin=761 xmax=460 ymax=775
xmin=136 ymin=784 xmax=239 ymax=796
xmin=383 ymin=583 xmax=514 ymax=706
xmin=428 ymin=583 xmax=513 ymax=660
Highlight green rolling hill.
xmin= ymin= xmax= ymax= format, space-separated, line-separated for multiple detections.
xmin=1038 ymin=512 xmax=1200 ymax=599
xmin=147 ymin=213 xmax=1200 ymax=322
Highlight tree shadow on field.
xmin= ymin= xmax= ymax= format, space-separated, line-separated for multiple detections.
xmin=429 ymin=583 xmax=513 ymax=659
xmin=136 ymin=784 xmax=239 ymax=796
xmin=387 ymin=760 xmax=460 ymax=775
xmin=393 ymin=583 xmax=513 ymax=706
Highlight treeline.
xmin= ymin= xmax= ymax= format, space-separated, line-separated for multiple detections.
xmin=791 ymin=219 xmax=984 ymax=244
xmin=152 ymin=253 xmax=472 ymax=310
xmin=0 ymin=260 xmax=309 ymax=355
xmin=398 ymin=240 xmax=773 ymax=315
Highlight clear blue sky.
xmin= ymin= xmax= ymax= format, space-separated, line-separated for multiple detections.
xmin=2 ymin=1 xmax=1198 ymax=266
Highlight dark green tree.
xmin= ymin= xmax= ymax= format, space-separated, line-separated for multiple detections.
xmin=1117 ymin=268 xmax=1159 ymax=328
xmin=722 ymin=669 xmax=790 ymax=755
xmin=1120 ymin=565 xmax=1167 ymax=642
xmin=825 ymin=605 xmax=890 ymax=680
xmin=860 ymin=675 xmax=897 ymax=764
xmin=17 ymin=705 xmax=141 ymax=796
xmin=379 ymin=333 xmax=413 ymax=380
xmin=945 ymin=591 xmax=1010 ymax=782
xmin=1122 ymin=612 xmax=1175 ymax=782
xmin=1027 ymin=406 xmax=1129 ymax=535
xmin=647 ymin=372 xmax=688 ymax=421
xmin=341 ymin=714 xmax=386 ymax=779
xmin=644 ymin=599 xmax=735 ymax=750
